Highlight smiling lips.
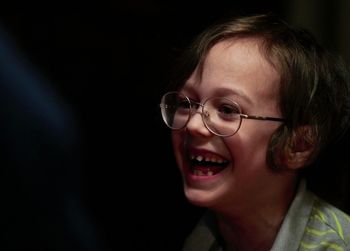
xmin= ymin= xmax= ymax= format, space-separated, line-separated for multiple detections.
xmin=189 ymin=154 xmax=229 ymax=176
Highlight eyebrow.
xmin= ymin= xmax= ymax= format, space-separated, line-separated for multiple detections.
xmin=213 ymin=87 xmax=252 ymax=105
xmin=181 ymin=85 xmax=253 ymax=105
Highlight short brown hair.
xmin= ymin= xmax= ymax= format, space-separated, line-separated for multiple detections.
xmin=169 ymin=13 xmax=350 ymax=170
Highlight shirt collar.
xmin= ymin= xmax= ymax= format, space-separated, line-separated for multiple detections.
xmin=270 ymin=179 xmax=315 ymax=251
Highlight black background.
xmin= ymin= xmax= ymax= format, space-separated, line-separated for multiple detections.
xmin=0 ymin=2 xmax=349 ymax=251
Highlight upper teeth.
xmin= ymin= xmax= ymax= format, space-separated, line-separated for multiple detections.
xmin=190 ymin=154 xmax=226 ymax=164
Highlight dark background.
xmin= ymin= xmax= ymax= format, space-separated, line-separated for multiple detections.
xmin=0 ymin=1 xmax=349 ymax=250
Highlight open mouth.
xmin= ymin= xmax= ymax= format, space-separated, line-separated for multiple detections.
xmin=189 ymin=154 xmax=229 ymax=176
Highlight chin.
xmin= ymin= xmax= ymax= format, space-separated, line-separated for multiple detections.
xmin=183 ymin=185 xmax=220 ymax=208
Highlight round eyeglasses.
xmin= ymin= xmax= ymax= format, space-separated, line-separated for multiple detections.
xmin=160 ymin=91 xmax=286 ymax=137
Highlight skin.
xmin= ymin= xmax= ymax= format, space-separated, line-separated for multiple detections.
xmin=172 ymin=38 xmax=301 ymax=251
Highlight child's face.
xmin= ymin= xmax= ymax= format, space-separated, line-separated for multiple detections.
xmin=172 ymin=38 xmax=294 ymax=212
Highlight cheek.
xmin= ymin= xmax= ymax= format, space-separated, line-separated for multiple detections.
xmin=171 ymin=132 xmax=184 ymax=166
xmin=171 ymin=131 xmax=181 ymax=151
xmin=228 ymin=123 xmax=278 ymax=166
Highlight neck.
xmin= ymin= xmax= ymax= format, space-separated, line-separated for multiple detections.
xmin=214 ymin=177 xmax=298 ymax=251
xmin=216 ymin=210 xmax=284 ymax=251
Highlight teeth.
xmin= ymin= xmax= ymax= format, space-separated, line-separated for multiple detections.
xmin=194 ymin=170 xmax=203 ymax=176
xmin=190 ymin=154 xmax=227 ymax=164
xmin=193 ymin=169 xmax=214 ymax=176
xmin=196 ymin=156 xmax=203 ymax=161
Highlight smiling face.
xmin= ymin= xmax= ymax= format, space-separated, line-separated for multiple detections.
xmin=172 ymin=38 xmax=297 ymax=213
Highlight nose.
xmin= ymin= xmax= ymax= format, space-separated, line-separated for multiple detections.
xmin=186 ymin=110 xmax=212 ymax=137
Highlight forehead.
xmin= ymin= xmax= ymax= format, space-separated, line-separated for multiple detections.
xmin=186 ymin=38 xmax=280 ymax=106
xmin=206 ymin=38 xmax=279 ymax=84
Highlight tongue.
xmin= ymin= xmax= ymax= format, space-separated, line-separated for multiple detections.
xmin=192 ymin=165 xmax=225 ymax=175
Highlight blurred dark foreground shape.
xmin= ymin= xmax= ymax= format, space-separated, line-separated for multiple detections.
xmin=0 ymin=24 xmax=107 ymax=251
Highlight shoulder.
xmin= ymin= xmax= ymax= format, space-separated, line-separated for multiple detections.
xmin=301 ymin=195 xmax=350 ymax=250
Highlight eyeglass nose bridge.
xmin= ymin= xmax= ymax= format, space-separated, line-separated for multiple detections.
xmin=188 ymin=99 xmax=200 ymax=111
xmin=188 ymin=100 xmax=210 ymax=117
xmin=187 ymin=99 xmax=239 ymax=137
xmin=187 ymin=100 xmax=212 ymax=127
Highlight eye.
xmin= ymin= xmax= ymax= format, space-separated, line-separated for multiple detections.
xmin=219 ymin=101 xmax=240 ymax=113
xmin=177 ymin=98 xmax=191 ymax=109
xmin=217 ymin=102 xmax=241 ymax=121
xmin=219 ymin=104 xmax=239 ymax=114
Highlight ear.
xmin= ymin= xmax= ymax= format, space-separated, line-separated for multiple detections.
xmin=282 ymin=126 xmax=316 ymax=170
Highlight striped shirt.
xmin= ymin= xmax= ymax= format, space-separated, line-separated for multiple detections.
xmin=182 ymin=181 xmax=350 ymax=251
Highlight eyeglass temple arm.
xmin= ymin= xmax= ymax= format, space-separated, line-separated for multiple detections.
xmin=240 ymin=114 xmax=286 ymax=122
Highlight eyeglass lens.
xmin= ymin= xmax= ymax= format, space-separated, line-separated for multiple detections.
xmin=161 ymin=92 xmax=242 ymax=136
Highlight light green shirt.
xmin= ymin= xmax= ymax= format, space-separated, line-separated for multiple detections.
xmin=182 ymin=181 xmax=350 ymax=251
